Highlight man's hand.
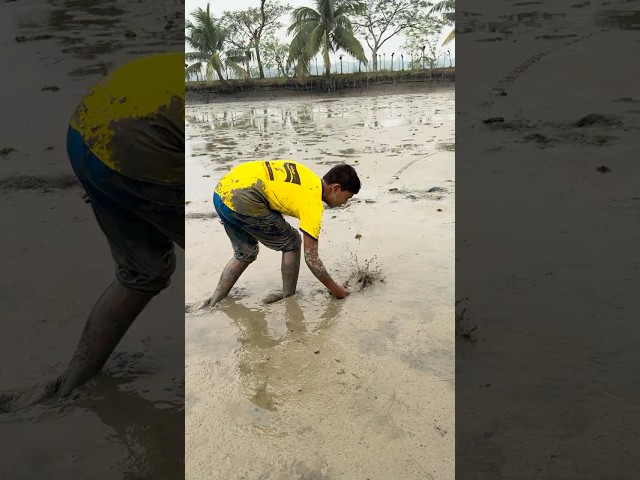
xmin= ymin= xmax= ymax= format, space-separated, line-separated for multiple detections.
xmin=331 ymin=284 xmax=350 ymax=299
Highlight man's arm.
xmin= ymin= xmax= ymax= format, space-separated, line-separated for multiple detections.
xmin=303 ymin=232 xmax=349 ymax=299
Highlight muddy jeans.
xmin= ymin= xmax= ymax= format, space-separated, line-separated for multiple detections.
xmin=213 ymin=192 xmax=301 ymax=262
xmin=67 ymin=126 xmax=185 ymax=295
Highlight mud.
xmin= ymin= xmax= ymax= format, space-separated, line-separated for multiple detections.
xmin=1 ymin=0 xmax=184 ymax=478
xmin=456 ymin=0 xmax=640 ymax=477
xmin=185 ymin=85 xmax=455 ymax=479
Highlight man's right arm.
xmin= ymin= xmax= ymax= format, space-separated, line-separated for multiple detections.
xmin=302 ymin=232 xmax=349 ymax=299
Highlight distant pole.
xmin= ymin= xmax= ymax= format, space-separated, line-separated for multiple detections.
xmin=421 ymin=46 xmax=426 ymax=70
xmin=391 ymin=53 xmax=394 ymax=72
xmin=339 ymin=55 xmax=343 ymax=74
xmin=401 ymin=53 xmax=404 ymax=71
xmin=359 ymin=60 xmax=361 ymax=73
xmin=315 ymin=57 xmax=318 ymax=76
xmin=383 ymin=53 xmax=386 ymax=70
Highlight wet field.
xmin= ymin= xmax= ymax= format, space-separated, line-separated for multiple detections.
xmin=185 ymin=86 xmax=455 ymax=479
xmin=456 ymin=0 xmax=640 ymax=477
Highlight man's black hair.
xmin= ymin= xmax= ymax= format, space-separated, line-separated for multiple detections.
xmin=323 ymin=164 xmax=361 ymax=194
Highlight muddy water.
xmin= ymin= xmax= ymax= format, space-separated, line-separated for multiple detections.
xmin=1 ymin=1 xmax=184 ymax=479
xmin=185 ymin=86 xmax=455 ymax=479
xmin=456 ymin=0 xmax=640 ymax=478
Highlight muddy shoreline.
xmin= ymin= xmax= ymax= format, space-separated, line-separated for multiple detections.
xmin=186 ymin=68 xmax=455 ymax=103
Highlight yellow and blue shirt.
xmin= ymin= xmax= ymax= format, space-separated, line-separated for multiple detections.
xmin=70 ymin=52 xmax=184 ymax=185
xmin=215 ymin=160 xmax=324 ymax=239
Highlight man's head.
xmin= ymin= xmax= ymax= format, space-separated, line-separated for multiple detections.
xmin=322 ymin=164 xmax=361 ymax=208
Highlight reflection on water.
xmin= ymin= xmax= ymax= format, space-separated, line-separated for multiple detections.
xmin=185 ymin=90 xmax=454 ymax=202
xmin=219 ymin=298 xmax=344 ymax=411
xmin=76 ymin=375 xmax=183 ymax=478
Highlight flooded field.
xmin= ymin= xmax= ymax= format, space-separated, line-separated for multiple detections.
xmin=185 ymin=86 xmax=455 ymax=479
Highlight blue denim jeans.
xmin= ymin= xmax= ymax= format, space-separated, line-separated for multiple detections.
xmin=67 ymin=126 xmax=184 ymax=294
xmin=213 ymin=192 xmax=301 ymax=262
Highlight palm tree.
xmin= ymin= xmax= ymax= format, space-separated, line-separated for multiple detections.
xmin=429 ymin=0 xmax=455 ymax=45
xmin=287 ymin=0 xmax=368 ymax=77
xmin=185 ymin=3 xmax=249 ymax=81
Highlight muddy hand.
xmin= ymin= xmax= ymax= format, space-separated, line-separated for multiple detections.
xmin=331 ymin=284 xmax=350 ymax=299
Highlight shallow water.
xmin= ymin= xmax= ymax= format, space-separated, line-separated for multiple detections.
xmin=185 ymin=85 xmax=455 ymax=479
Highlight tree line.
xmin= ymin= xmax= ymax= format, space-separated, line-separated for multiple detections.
xmin=185 ymin=0 xmax=454 ymax=82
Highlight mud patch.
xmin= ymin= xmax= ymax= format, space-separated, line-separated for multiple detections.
xmin=388 ymin=187 xmax=448 ymax=201
xmin=185 ymin=211 xmax=218 ymax=221
xmin=437 ymin=142 xmax=455 ymax=151
xmin=595 ymin=10 xmax=640 ymax=30
xmin=1 ymin=147 xmax=17 ymax=157
xmin=0 ymin=174 xmax=79 ymax=192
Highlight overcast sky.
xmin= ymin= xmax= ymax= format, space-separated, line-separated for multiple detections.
xmin=185 ymin=0 xmax=455 ymax=63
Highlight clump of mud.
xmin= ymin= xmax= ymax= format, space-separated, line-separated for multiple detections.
xmin=345 ymin=255 xmax=386 ymax=292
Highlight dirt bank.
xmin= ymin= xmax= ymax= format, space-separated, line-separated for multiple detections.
xmin=186 ymin=68 xmax=455 ymax=103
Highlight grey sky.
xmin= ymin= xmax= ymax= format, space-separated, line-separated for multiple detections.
xmin=185 ymin=0 xmax=455 ymax=64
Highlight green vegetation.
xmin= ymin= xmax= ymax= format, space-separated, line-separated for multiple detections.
xmin=185 ymin=1 xmax=455 ymax=82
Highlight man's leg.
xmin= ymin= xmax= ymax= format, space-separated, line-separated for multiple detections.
xmin=209 ymin=257 xmax=252 ymax=306
xmin=58 ymin=280 xmax=153 ymax=397
xmin=58 ymin=125 xmax=180 ymax=399
xmin=282 ymin=245 xmax=301 ymax=298
xmin=262 ymin=246 xmax=301 ymax=305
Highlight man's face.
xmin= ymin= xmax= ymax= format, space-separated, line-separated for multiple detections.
xmin=326 ymin=185 xmax=354 ymax=208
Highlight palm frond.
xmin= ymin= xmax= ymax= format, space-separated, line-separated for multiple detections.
xmin=429 ymin=0 xmax=454 ymax=14
xmin=185 ymin=51 xmax=209 ymax=62
xmin=225 ymin=59 xmax=250 ymax=79
xmin=442 ymin=28 xmax=455 ymax=45
xmin=289 ymin=6 xmax=321 ymax=30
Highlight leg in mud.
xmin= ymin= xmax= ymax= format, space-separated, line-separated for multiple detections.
xmin=262 ymin=247 xmax=301 ymax=305
xmin=282 ymin=245 xmax=301 ymax=298
xmin=208 ymin=257 xmax=252 ymax=306
xmin=57 ymin=280 xmax=154 ymax=397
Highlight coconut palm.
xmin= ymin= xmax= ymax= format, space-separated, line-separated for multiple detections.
xmin=287 ymin=0 xmax=368 ymax=77
xmin=185 ymin=3 xmax=249 ymax=81
xmin=429 ymin=0 xmax=455 ymax=45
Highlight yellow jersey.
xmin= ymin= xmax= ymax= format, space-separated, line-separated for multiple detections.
xmin=70 ymin=53 xmax=184 ymax=185
xmin=215 ymin=160 xmax=324 ymax=239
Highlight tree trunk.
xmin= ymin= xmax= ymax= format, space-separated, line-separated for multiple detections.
xmin=255 ymin=38 xmax=265 ymax=79
xmin=323 ymin=36 xmax=331 ymax=77
xmin=215 ymin=66 xmax=225 ymax=82
xmin=371 ymin=46 xmax=378 ymax=72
